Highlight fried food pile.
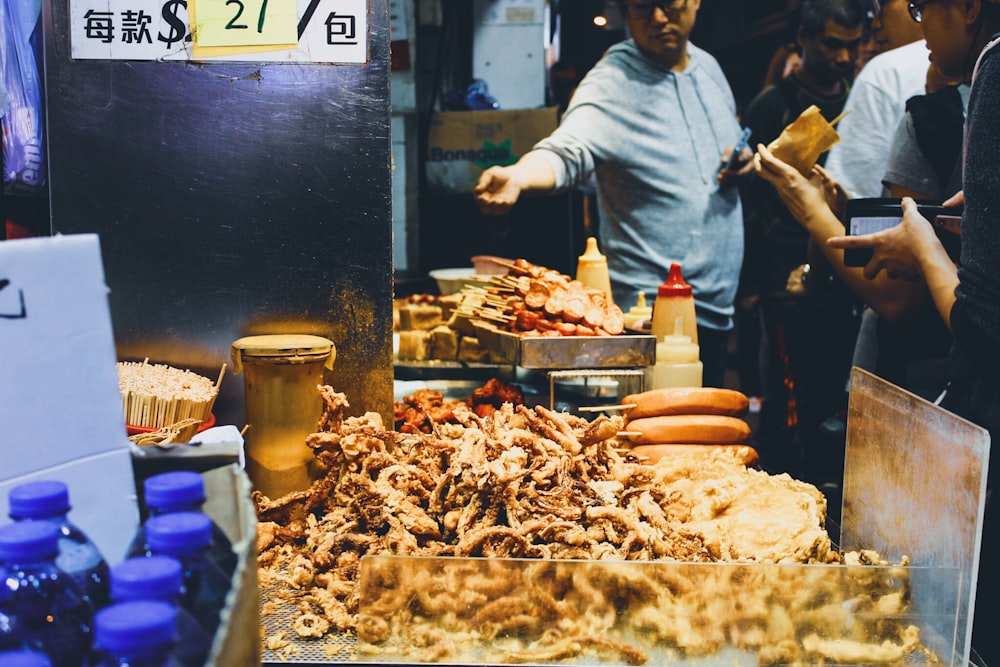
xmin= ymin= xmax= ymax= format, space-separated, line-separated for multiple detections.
xmin=256 ymin=386 xmax=933 ymax=665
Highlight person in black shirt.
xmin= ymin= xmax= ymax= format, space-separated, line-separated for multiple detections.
xmin=740 ymin=0 xmax=866 ymax=480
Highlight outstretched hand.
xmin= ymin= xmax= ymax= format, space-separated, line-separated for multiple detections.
xmin=474 ymin=166 xmax=522 ymax=215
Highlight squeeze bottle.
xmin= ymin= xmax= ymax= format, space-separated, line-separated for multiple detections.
xmin=653 ymin=317 xmax=703 ymax=389
xmin=575 ymin=237 xmax=614 ymax=304
xmin=650 ymin=263 xmax=698 ymax=344
xmin=623 ymin=292 xmax=653 ymax=331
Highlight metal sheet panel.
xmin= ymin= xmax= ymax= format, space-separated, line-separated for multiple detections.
xmin=42 ymin=0 xmax=394 ymax=425
xmin=842 ymin=367 xmax=990 ymax=666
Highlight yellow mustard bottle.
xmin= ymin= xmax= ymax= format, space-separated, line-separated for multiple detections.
xmin=653 ymin=316 xmax=703 ymax=388
xmin=575 ymin=236 xmax=614 ymax=305
xmin=623 ymin=291 xmax=653 ymax=331
xmin=650 ymin=262 xmax=698 ymax=344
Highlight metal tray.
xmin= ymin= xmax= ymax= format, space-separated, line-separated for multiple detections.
xmin=473 ymin=322 xmax=655 ymax=370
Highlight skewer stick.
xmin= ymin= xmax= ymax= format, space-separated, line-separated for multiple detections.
xmin=215 ymin=363 xmax=227 ymax=390
xmin=487 ymin=259 xmax=525 ymax=273
xmin=577 ymin=403 xmax=637 ymax=412
xmin=484 ymin=298 xmax=511 ymax=308
xmin=830 ymin=109 xmax=851 ymax=127
xmin=475 ymin=309 xmax=515 ymax=322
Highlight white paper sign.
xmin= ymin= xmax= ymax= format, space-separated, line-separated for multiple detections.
xmin=69 ymin=0 xmax=368 ymax=63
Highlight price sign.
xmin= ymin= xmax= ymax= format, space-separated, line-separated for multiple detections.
xmin=69 ymin=0 xmax=368 ymax=63
xmin=191 ymin=0 xmax=298 ymax=47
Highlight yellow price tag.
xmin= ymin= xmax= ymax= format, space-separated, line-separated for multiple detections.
xmin=191 ymin=0 xmax=298 ymax=48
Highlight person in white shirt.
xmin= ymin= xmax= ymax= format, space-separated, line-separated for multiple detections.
xmin=822 ymin=0 xmax=927 ymax=198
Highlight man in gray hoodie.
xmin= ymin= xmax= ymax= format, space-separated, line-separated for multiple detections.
xmin=473 ymin=0 xmax=750 ymax=388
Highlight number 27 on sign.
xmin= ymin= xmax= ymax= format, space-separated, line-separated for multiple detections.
xmin=192 ymin=0 xmax=298 ymax=47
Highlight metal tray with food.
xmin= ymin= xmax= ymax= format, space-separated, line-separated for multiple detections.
xmin=473 ymin=321 xmax=656 ymax=370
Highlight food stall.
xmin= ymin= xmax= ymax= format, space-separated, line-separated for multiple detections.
xmin=6 ymin=0 xmax=989 ymax=665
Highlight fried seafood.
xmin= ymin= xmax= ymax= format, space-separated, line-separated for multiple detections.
xmin=393 ymin=378 xmax=526 ymax=432
xmin=258 ymin=386 xmax=934 ymax=665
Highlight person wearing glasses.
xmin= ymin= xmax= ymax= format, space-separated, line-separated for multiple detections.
xmin=473 ymin=0 xmax=751 ymax=388
xmin=755 ymin=1 xmax=1000 ymax=661
xmin=822 ymin=0 xmax=927 ymax=198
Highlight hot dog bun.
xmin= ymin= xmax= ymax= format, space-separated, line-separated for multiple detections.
xmin=623 ymin=414 xmax=752 ymax=445
xmin=629 ymin=444 xmax=760 ymax=468
xmin=622 ymin=387 xmax=749 ymax=421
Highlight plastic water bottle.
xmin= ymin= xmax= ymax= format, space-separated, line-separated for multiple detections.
xmin=0 ymin=522 xmax=93 ymax=667
xmin=8 ymin=480 xmax=112 ymax=610
xmin=110 ymin=556 xmax=212 ymax=667
xmin=0 ymin=566 xmax=28 ymax=651
xmin=128 ymin=471 xmax=236 ymax=577
xmin=90 ymin=600 xmax=182 ymax=667
xmin=0 ymin=649 xmax=53 ymax=667
xmin=142 ymin=513 xmax=230 ymax=638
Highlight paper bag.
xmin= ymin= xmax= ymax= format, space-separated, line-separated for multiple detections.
xmin=767 ymin=105 xmax=842 ymax=177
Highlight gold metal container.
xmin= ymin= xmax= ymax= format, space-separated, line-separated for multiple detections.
xmin=231 ymin=334 xmax=336 ymax=499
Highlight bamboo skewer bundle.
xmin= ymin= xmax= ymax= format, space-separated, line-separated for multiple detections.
xmin=118 ymin=359 xmax=226 ymax=430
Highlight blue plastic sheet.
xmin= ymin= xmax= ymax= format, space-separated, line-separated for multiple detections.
xmin=1 ymin=0 xmax=46 ymax=195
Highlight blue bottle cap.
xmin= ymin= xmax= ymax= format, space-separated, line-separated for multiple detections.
xmin=145 ymin=512 xmax=212 ymax=556
xmin=144 ymin=471 xmax=206 ymax=512
xmin=8 ymin=480 xmax=71 ymax=519
xmin=95 ymin=601 xmax=178 ymax=654
xmin=0 ymin=522 xmax=61 ymax=562
xmin=0 ymin=650 xmax=53 ymax=667
xmin=111 ymin=556 xmax=184 ymax=601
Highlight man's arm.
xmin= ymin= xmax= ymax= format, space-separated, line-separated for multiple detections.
xmin=473 ymin=151 xmax=559 ymax=216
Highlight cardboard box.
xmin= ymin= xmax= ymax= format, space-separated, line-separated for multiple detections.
xmin=425 ymin=106 xmax=559 ymax=193
xmin=202 ymin=464 xmax=260 ymax=667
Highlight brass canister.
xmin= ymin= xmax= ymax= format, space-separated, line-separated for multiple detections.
xmin=231 ymin=334 xmax=336 ymax=499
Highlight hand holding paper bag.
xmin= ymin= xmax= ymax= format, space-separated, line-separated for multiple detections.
xmin=767 ymin=105 xmax=846 ymax=177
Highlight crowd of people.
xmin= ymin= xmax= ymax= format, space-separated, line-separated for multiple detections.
xmin=474 ymin=0 xmax=999 ymax=662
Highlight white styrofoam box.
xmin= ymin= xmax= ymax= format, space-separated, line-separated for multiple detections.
xmin=0 ymin=234 xmax=139 ymax=561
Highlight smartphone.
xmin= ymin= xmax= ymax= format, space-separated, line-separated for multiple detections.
xmin=722 ymin=127 xmax=752 ymax=172
xmin=843 ymin=198 xmax=962 ymax=267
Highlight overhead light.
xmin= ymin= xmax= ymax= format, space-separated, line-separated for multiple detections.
xmin=593 ymin=14 xmax=608 ymax=27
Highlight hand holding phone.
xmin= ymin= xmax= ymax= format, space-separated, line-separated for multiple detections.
xmin=722 ymin=127 xmax=752 ymax=172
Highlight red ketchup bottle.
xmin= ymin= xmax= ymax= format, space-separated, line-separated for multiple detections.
xmin=650 ymin=263 xmax=698 ymax=344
